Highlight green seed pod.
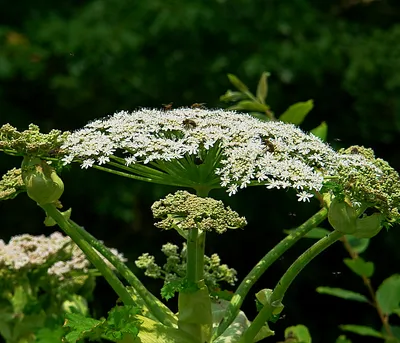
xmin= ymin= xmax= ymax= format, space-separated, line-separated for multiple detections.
xmin=353 ymin=213 xmax=385 ymax=238
xmin=328 ymin=197 xmax=357 ymax=234
xmin=21 ymin=156 xmax=64 ymax=205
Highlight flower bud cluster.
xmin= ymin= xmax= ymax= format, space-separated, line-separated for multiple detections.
xmin=135 ymin=242 xmax=237 ymax=290
xmin=151 ymin=190 xmax=247 ymax=234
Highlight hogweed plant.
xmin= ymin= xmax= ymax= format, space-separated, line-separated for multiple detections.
xmin=0 ymin=107 xmax=400 ymax=343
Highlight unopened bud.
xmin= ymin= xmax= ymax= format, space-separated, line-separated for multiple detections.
xmin=22 ymin=156 xmax=64 ymax=205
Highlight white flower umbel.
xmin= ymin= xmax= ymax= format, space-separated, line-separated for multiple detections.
xmin=61 ymin=108 xmax=338 ymax=199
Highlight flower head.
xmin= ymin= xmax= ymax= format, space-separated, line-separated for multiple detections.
xmin=61 ymin=108 xmax=338 ymax=198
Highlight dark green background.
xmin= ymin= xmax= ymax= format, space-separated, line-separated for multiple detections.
xmin=1 ymin=1 xmax=400 ymax=342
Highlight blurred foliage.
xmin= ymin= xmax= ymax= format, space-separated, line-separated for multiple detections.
xmin=1 ymin=1 xmax=400 ymax=342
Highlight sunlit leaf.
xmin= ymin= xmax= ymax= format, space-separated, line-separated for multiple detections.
xmin=310 ymin=121 xmax=328 ymax=141
xmin=228 ymin=100 xmax=269 ymax=112
xmin=256 ymin=72 xmax=270 ymax=104
xmin=316 ymin=287 xmax=369 ymax=303
xmin=227 ymin=74 xmax=249 ymax=93
xmin=279 ymin=100 xmax=314 ymax=125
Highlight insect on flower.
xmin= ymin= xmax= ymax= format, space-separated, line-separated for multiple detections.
xmin=191 ymin=103 xmax=206 ymax=109
xmin=263 ymin=138 xmax=275 ymax=152
xmin=162 ymin=102 xmax=173 ymax=111
xmin=183 ymin=119 xmax=197 ymax=129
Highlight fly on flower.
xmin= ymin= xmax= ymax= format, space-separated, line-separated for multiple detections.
xmin=191 ymin=103 xmax=206 ymax=109
xmin=182 ymin=119 xmax=197 ymax=129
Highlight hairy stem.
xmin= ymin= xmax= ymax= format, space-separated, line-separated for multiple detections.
xmin=214 ymin=207 xmax=328 ymax=339
xmin=240 ymin=229 xmax=344 ymax=343
xmin=40 ymin=203 xmax=134 ymax=306
xmin=68 ymin=219 xmax=177 ymax=327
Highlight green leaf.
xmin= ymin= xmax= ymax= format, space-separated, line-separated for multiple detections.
xmin=316 ymin=287 xmax=369 ymax=303
xmin=390 ymin=326 xmax=400 ymax=340
xmin=64 ymin=306 xmax=142 ymax=343
xmin=310 ymin=121 xmax=328 ymax=141
xmin=339 ymin=325 xmax=384 ymax=338
xmin=228 ymin=100 xmax=269 ymax=112
xmin=284 ymin=227 xmax=331 ymax=239
xmin=35 ymin=327 xmax=65 ymax=343
xmin=343 ymin=257 xmax=374 ymax=278
xmin=284 ymin=325 xmax=311 ymax=343
xmin=336 ymin=335 xmax=352 ymax=343
xmin=278 ymin=100 xmax=314 ymax=125
xmin=220 ymin=90 xmax=247 ymax=103
xmin=345 ymin=236 xmax=370 ymax=254
xmin=376 ymin=274 xmax=400 ymax=315
xmin=256 ymin=72 xmax=270 ymax=104
xmin=227 ymin=74 xmax=249 ymax=93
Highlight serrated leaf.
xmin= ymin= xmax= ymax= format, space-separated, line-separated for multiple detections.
xmin=340 ymin=325 xmax=384 ymax=338
xmin=256 ymin=72 xmax=270 ymax=104
xmin=227 ymin=74 xmax=249 ymax=93
xmin=228 ymin=100 xmax=269 ymax=112
xmin=64 ymin=313 xmax=104 ymax=343
xmin=284 ymin=325 xmax=311 ymax=343
xmin=336 ymin=335 xmax=352 ymax=343
xmin=345 ymin=236 xmax=370 ymax=254
xmin=279 ymin=100 xmax=314 ymax=125
xmin=35 ymin=327 xmax=65 ymax=343
xmin=310 ymin=121 xmax=328 ymax=141
xmin=376 ymin=274 xmax=400 ymax=315
xmin=343 ymin=257 xmax=374 ymax=278
xmin=284 ymin=227 xmax=330 ymax=239
xmin=316 ymin=287 xmax=369 ymax=303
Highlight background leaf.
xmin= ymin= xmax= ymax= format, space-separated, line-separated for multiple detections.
xmin=376 ymin=274 xmax=400 ymax=315
xmin=345 ymin=236 xmax=370 ymax=254
xmin=339 ymin=325 xmax=384 ymax=338
xmin=278 ymin=100 xmax=314 ymax=125
xmin=256 ymin=72 xmax=270 ymax=104
xmin=310 ymin=121 xmax=328 ymax=141
xmin=343 ymin=257 xmax=374 ymax=278
xmin=316 ymin=287 xmax=369 ymax=303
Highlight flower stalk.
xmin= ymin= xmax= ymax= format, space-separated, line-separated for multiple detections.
xmin=67 ymin=218 xmax=178 ymax=327
xmin=40 ymin=203 xmax=134 ymax=306
xmin=239 ymin=229 xmax=344 ymax=343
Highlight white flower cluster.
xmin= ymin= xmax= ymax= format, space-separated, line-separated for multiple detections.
xmin=60 ymin=108 xmax=355 ymax=200
xmin=0 ymin=232 xmax=126 ymax=280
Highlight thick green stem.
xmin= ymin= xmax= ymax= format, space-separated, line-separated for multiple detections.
xmin=240 ymin=229 xmax=344 ymax=343
xmin=214 ymin=207 xmax=328 ymax=339
xmin=187 ymin=227 xmax=200 ymax=283
xmin=40 ymin=203 xmax=134 ymax=306
xmin=68 ymin=219 xmax=177 ymax=327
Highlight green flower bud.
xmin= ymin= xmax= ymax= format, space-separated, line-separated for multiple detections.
xmin=328 ymin=197 xmax=357 ymax=234
xmin=353 ymin=213 xmax=385 ymax=238
xmin=21 ymin=156 xmax=64 ymax=205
